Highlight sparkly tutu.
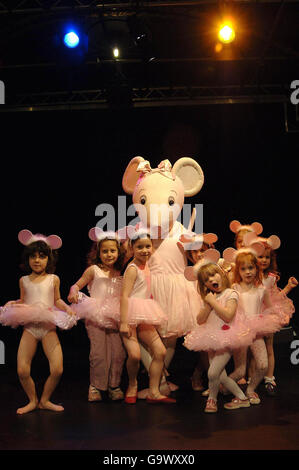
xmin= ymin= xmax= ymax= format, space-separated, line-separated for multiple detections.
xmin=0 ymin=302 xmax=77 ymax=330
xmin=70 ymin=292 xmax=119 ymax=329
xmin=183 ymin=308 xmax=255 ymax=354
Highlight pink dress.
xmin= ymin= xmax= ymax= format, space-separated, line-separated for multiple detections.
xmin=149 ymin=221 xmax=201 ymax=338
xmin=120 ymin=262 xmax=167 ymax=327
xmin=233 ymin=283 xmax=282 ymax=337
xmin=183 ymin=288 xmax=255 ymax=354
xmin=262 ymin=274 xmax=295 ymax=327
xmin=0 ymin=275 xmax=76 ymax=338
xmin=70 ymin=265 xmax=122 ymax=329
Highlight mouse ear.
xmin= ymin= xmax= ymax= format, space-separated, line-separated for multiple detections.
xmin=267 ymin=235 xmax=281 ymax=250
xmin=184 ymin=266 xmax=197 ymax=281
xmin=251 ymin=222 xmax=263 ymax=235
xmin=203 ymin=233 xmax=218 ymax=245
xmin=88 ymin=227 xmax=103 ymax=242
xmin=229 ymin=220 xmax=242 ymax=233
xmin=46 ymin=235 xmax=62 ymax=249
xmin=250 ymin=242 xmax=264 ymax=257
xmin=18 ymin=229 xmax=34 ymax=246
xmin=222 ymin=247 xmax=237 ymax=263
xmin=203 ymin=248 xmax=220 ymax=264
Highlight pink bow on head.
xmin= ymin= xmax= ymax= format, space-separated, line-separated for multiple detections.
xmin=136 ymin=159 xmax=175 ymax=180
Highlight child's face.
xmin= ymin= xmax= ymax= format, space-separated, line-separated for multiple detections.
xmin=239 ymin=260 xmax=257 ymax=284
xmin=29 ymin=251 xmax=48 ymax=275
xmin=133 ymin=237 xmax=152 ymax=264
xmin=99 ymin=240 xmax=119 ymax=269
xmin=190 ymin=247 xmax=206 ymax=264
xmin=204 ymin=271 xmax=223 ymax=293
xmin=235 ymin=230 xmax=250 ymax=249
xmin=257 ymin=248 xmax=271 ymax=272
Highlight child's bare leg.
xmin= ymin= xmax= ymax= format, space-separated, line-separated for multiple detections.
xmin=122 ymin=328 xmax=140 ymax=396
xmin=264 ymin=334 xmax=275 ymax=378
xmin=39 ymin=331 xmax=64 ymax=412
xmin=16 ymin=330 xmax=39 ymax=414
xmin=138 ymin=325 xmax=166 ymax=399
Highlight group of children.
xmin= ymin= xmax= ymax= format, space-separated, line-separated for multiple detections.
xmin=0 ymin=221 xmax=297 ymax=415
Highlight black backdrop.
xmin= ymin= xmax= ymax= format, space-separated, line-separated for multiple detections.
xmin=0 ymin=101 xmax=298 ymax=353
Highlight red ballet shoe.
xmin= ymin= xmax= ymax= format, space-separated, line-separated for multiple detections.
xmin=124 ymin=392 xmax=138 ymax=404
xmin=146 ymin=396 xmax=176 ymax=404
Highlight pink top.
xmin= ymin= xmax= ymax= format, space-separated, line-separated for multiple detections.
xmin=22 ymin=275 xmax=55 ymax=307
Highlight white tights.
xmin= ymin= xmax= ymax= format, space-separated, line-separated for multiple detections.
xmin=208 ymin=351 xmax=247 ymax=401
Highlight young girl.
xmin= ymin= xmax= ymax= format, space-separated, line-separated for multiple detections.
xmin=186 ymin=236 xmax=216 ymax=392
xmin=183 ymin=251 xmax=254 ymax=412
xmin=68 ymin=229 xmax=126 ymax=402
xmin=119 ymin=230 xmax=176 ymax=404
xmin=0 ymin=230 xmax=76 ymax=414
xmin=229 ymin=248 xmax=282 ymax=405
xmin=254 ymin=235 xmax=297 ymax=395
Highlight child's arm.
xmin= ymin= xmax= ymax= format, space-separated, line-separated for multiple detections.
xmin=67 ymin=266 xmax=95 ymax=303
xmin=263 ymin=288 xmax=273 ymax=309
xmin=280 ymin=277 xmax=298 ymax=296
xmin=119 ymin=265 xmax=137 ymax=337
xmin=205 ymin=292 xmax=237 ymax=323
xmin=197 ymin=302 xmax=212 ymax=325
xmin=54 ymin=276 xmax=75 ymax=316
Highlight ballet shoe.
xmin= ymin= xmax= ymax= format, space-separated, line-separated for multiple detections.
xmin=137 ymin=388 xmax=149 ymax=399
xmin=146 ymin=396 xmax=176 ymax=404
xmin=124 ymin=390 xmax=138 ymax=404
xmin=167 ymin=381 xmax=179 ymax=392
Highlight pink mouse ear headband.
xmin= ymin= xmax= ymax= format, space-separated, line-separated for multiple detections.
xmin=184 ymin=248 xmax=221 ymax=281
xmin=243 ymin=232 xmax=281 ymax=251
xmin=88 ymin=227 xmax=120 ymax=245
xmin=229 ymin=220 xmax=263 ymax=235
xmin=222 ymin=242 xmax=265 ymax=264
xmin=18 ymin=229 xmax=62 ymax=250
xmin=136 ymin=159 xmax=176 ymax=182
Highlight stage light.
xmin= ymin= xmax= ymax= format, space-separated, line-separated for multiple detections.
xmin=63 ymin=31 xmax=80 ymax=48
xmin=218 ymin=23 xmax=235 ymax=44
xmin=113 ymin=47 xmax=120 ymax=58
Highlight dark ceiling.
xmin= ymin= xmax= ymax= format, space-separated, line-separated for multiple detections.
xmin=0 ymin=0 xmax=299 ymax=110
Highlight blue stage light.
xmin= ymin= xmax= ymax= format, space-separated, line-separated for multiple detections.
xmin=63 ymin=31 xmax=80 ymax=48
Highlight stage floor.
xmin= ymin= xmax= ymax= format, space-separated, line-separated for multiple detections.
xmin=0 ymin=327 xmax=298 ymax=458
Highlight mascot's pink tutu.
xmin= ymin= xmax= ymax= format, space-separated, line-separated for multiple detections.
xmin=0 ymin=302 xmax=77 ymax=330
xmin=184 ymin=288 xmax=256 ymax=354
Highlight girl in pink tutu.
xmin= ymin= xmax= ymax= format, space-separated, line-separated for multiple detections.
xmin=68 ymin=229 xmax=126 ymax=402
xmin=183 ymin=250 xmax=254 ymax=413
xmin=227 ymin=247 xmax=282 ymax=405
xmin=120 ymin=230 xmax=176 ymax=405
xmin=245 ymin=233 xmax=298 ymax=395
xmin=0 ymin=230 xmax=76 ymax=414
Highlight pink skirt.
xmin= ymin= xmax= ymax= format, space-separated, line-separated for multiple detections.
xmin=70 ymin=292 xmax=119 ymax=329
xmin=0 ymin=302 xmax=77 ymax=330
xmin=183 ymin=311 xmax=255 ymax=354
xmin=120 ymin=297 xmax=168 ymax=327
xmin=267 ymin=287 xmax=295 ymax=327
xmin=247 ymin=306 xmax=284 ymax=338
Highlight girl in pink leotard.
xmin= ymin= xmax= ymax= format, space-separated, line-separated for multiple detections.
xmin=0 ymin=230 xmax=76 ymax=415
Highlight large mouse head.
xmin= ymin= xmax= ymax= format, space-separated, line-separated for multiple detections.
xmin=122 ymin=156 xmax=204 ymax=234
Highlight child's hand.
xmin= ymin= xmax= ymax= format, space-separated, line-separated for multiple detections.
xmin=67 ymin=286 xmax=79 ymax=304
xmin=119 ymin=322 xmax=131 ymax=338
xmin=66 ymin=306 xmax=76 ymax=317
xmin=288 ymin=277 xmax=298 ymax=289
xmin=205 ymin=292 xmax=216 ymax=305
